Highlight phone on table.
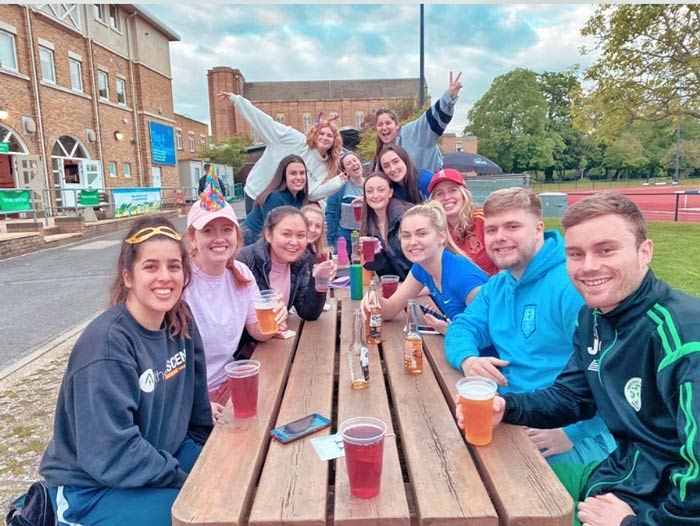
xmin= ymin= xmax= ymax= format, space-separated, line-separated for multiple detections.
xmin=271 ymin=413 xmax=331 ymax=444
xmin=418 ymin=324 xmax=440 ymax=335
xmin=419 ymin=304 xmax=448 ymax=322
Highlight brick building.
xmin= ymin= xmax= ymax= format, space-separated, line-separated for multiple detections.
xmin=0 ymin=4 xmax=207 ymax=212
xmin=207 ymin=66 xmax=425 ymax=144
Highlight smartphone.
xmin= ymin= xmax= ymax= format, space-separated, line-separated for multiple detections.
xmin=271 ymin=413 xmax=331 ymax=444
xmin=418 ymin=324 xmax=440 ymax=335
xmin=419 ymin=304 xmax=448 ymax=322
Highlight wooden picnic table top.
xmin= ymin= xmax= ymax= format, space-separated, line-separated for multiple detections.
xmin=172 ymin=289 xmax=573 ymax=526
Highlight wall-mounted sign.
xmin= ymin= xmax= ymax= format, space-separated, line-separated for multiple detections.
xmin=112 ymin=187 xmax=162 ymax=218
xmin=149 ymin=121 xmax=176 ymax=166
xmin=0 ymin=142 xmax=9 ymax=153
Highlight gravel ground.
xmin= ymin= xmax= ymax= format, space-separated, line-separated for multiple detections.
xmin=0 ymin=333 xmax=77 ymax=514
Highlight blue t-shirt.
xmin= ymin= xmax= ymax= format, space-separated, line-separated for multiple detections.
xmin=410 ymin=249 xmax=487 ymax=320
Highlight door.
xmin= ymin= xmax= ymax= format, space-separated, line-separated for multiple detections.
xmin=151 ymin=166 xmax=162 ymax=188
xmin=13 ymin=156 xmax=44 ymax=211
xmin=80 ymin=160 xmax=103 ymax=189
xmin=0 ymin=154 xmax=12 ymax=188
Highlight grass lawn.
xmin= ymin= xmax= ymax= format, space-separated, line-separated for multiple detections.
xmin=544 ymin=219 xmax=700 ymax=297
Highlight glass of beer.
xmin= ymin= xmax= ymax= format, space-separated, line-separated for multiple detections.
xmin=340 ymin=416 xmax=387 ymax=499
xmin=225 ymin=359 xmax=261 ymax=419
xmin=254 ymin=290 xmax=279 ymax=335
xmin=456 ymin=376 xmax=498 ymax=446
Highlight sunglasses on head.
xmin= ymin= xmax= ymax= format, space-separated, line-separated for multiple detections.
xmin=124 ymin=226 xmax=182 ymax=245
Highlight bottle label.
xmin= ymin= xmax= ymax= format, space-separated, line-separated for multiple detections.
xmin=369 ymin=313 xmax=382 ymax=338
xmin=360 ymin=346 xmax=370 ymax=381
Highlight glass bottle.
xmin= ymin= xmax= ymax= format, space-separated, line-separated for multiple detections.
xmin=350 ymin=230 xmax=360 ymax=264
xmin=366 ymin=279 xmax=382 ymax=344
xmin=403 ymin=299 xmax=423 ymax=375
xmin=349 ymin=309 xmax=370 ymax=389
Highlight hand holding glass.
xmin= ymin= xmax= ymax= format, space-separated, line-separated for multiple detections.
xmin=254 ymin=290 xmax=280 ymax=335
xmin=456 ymin=376 xmax=497 ymax=446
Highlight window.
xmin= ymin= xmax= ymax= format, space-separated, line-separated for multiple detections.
xmin=200 ymin=135 xmax=206 ymax=151
xmin=116 ymin=77 xmax=126 ymax=105
xmin=108 ymin=161 xmax=117 ymax=178
xmin=94 ymin=5 xmax=106 ymax=23
xmin=356 ymin=111 xmax=365 ymax=130
xmin=302 ymin=113 xmax=311 ymax=132
xmin=69 ymin=59 xmax=82 ymax=92
xmin=175 ymin=129 xmax=182 ymax=150
xmin=108 ymin=5 xmax=120 ymax=31
xmin=188 ymin=132 xmax=195 ymax=152
xmin=97 ymin=70 xmax=108 ymax=99
xmin=275 ymin=113 xmax=285 ymax=124
xmin=0 ymin=30 xmax=18 ymax=71
xmin=330 ymin=111 xmax=340 ymax=126
xmin=123 ymin=162 xmax=131 ymax=179
xmin=39 ymin=47 xmax=55 ymax=83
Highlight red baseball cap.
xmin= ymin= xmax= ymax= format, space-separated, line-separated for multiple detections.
xmin=428 ymin=168 xmax=466 ymax=194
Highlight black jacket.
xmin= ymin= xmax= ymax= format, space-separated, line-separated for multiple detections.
xmin=198 ymin=174 xmax=226 ymax=197
xmin=364 ymin=198 xmax=412 ymax=280
xmin=503 ymin=270 xmax=700 ymax=526
xmin=237 ymin=237 xmax=326 ymax=321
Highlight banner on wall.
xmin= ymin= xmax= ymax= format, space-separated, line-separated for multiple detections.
xmin=112 ymin=187 xmax=162 ymax=218
xmin=149 ymin=121 xmax=176 ymax=166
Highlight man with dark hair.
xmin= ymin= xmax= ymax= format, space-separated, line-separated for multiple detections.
xmin=458 ymin=191 xmax=700 ymax=526
xmin=198 ymin=163 xmax=226 ymax=197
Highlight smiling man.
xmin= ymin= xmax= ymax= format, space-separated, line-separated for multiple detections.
xmin=445 ymin=187 xmax=615 ymax=466
xmin=479 ymin=192 xmax=700 ymax=526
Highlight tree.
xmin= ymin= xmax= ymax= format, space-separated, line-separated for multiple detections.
xmin=580 ymin=5 xmax=700 ymax=141
xmin=199 ymin=134 xmax=252 ymax=174
xmin=602 ymin=133 xmax=647 ymax=180
xmin=466 ymin=68 xmax=555 ymax=174
xmin=662 ymin=140 xmax=700 ymax=177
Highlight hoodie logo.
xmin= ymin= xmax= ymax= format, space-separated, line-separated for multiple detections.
xmin=521 ymin=304 xmax=536 ymax=338
xmin=139 ymin=369 xmax=155 ymax=393
xmin=624 ymin=377 xmax=642 ymax=412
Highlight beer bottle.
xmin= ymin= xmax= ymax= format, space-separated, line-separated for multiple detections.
xmin=349 ymin=309 xmax=370 ymax=389
xmin=366 ymin=279 xmax=382 ymax=344
xmin=403 ymin=299 xmax=423 ymax=375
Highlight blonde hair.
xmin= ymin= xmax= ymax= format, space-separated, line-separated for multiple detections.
xmin=483 ymin=187 xmax=542 ymax=220
xmin=401 ymin=201 xmax=469 ymax=260
xmin=305 ymin=121 xmax=342 ymax=181
xmin=302 ymin=204 xmax=333 ymax=260
xmin=429 ymin=184 xmax=475 ymax=242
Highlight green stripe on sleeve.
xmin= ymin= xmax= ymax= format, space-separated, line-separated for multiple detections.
xmin=658 ymin=342 xmax=700 ymax=372
xmin=671 ymin=382 xmax=699 ymax=501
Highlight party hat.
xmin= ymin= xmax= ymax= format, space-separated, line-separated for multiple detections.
xmin=199 ymin=165 xmax=226 ymax=211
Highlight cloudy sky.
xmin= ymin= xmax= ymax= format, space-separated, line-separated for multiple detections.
xmin=146 ymin=3 xmax=599 ymax=135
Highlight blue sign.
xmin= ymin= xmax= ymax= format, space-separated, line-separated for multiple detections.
xmin=149 ymin=121 xmax=176 ymax=166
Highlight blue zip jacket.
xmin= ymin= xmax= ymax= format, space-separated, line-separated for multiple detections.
xmin=242 ymin=189 xmax=305 ymax=245
xmin=445 ymin=230 xmax=614 ymax=463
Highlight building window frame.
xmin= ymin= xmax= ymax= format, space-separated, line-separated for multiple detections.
xmin=123 ymin=162 xmax=131 ymax=179
xmin=356 ymin=111 xmax=365 ymax=130
xmin=69 ymin=58 xmax=83 ymax=92
xmin=188 ymin=132 xmax=195 ymax=152
xmin=108 ymin=161 xmax=117 ymax=179
xmin=302 ymin=113 xmax=311 ymax=133
xmin=175 ymin=129 xmax=182 ymax=150
xmin=39 ymin=46 xmax=56 ymax=84
xmin=97 ymin=69 xmax=108 ymax=100
xmin=108 ymin=5 xmax=121 ymax=32
xmin=275 ymin=113 xmax=285 ymax=124
xmin=115 ymin=77 xmax=126 ymax=105
xmin=0 ymin=29 xmax=18 ymax=72
xmin=200 ymin=135 xmax=206 ymax=151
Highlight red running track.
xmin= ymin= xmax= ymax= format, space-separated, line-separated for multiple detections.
xmin=564 ymin=185 xmax=700 ymax=222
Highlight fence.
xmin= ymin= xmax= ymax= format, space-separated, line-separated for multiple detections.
xmin=565 ymin=190 xmax=700 ymax=223
xmin=41 ymin=188 xmax=115 ymax=219
xmin=466 ymin=173 xmax=531 ymax=205
xmin=0 ymin=188 xmax=40 ymax=226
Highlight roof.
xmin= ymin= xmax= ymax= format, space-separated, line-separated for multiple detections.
xmin=243 ymin=78 xmax=422 ymax=102
xmin=124 ymin=5 xmax=181 ymax=41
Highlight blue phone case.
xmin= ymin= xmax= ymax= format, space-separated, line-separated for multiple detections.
xmin=271 ymin=413 xmax=331 ymax=444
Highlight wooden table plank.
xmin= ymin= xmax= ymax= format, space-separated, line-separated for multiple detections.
xmin=172 ymin=316 xmax=302 ymax=526
xmin=248 ymin=300 xmax=338 ymax=526
xmin=421 ymin=327 xmax=574 ymax=526
xmin=382 ymin=314 xmax=498 ymax=526
xmin=334 ymin=297 xmax=411 ymax=526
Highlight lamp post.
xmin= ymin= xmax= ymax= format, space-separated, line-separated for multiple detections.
xmin=419 ymin=4 xmax=425 ymax=108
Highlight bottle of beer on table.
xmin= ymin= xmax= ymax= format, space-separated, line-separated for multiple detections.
xmin=349 ymin=309 xmax=370 ymax=389
xmin=404 ymin=299 xmax=423 ymax=375
xmin=366 ymin=279 xmax=382 ymax=344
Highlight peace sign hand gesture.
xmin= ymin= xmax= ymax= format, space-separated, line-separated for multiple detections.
xmin=448 ymin=71 xmax=463 ymax=99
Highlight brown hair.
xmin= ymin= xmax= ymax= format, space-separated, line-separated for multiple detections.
xmin=401 ymin=201 xmax=469 ymax=260
xmin=302 ymin=204 xmax=333 ymax=260
xmin=186 ymin=222 xmax=252 ymax=287
xmin=377 ymin=143 xmax=423 ymax=204
xmin=429 ymin=183 xmax=475 ymax=242
xmin=254 ymin=154 xmax=310 ymax=208
xmin=110 ymin=216 xmax=192 ymax=340
xmin=483 ymin=187 xmax=542 ymax=220
xmin=360 ymin=172 xmax=393 ymax=237
xmin=561 ymin=191 xmax=647 ymax=247
xmin=305 ymin=120 xmax=342 ymax=181
xmin=371 ymin=108 xmax=400 ymax=167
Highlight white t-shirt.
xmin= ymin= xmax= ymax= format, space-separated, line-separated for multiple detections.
xmin=184 ymin=260 xmax=259 ymax=390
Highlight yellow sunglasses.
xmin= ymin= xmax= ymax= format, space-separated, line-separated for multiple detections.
xmin=124 ymin=226 xmax=182 ymax=245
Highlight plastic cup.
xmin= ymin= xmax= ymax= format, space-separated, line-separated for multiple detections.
xmin=340 ymin=417 xmax=387 ymax=499
xmin=225 ymin=359 xmax=261 ymax=419
xmin=314 ymin=262 xmax=333 ymax=292
xmin=360 ymin=236 xmax=378 ymax=263
xmin=352 ymin=202 xmax=363 ymax=222
xmin=456 ymin=376 xmax=498 ymax=446
xmin=253 ymin=290 xmax=279 ymax=335
xmin=380 ymin=275 xmax=399 ymax=298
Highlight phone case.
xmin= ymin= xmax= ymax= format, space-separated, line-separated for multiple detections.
xmin=419 ymin=303 xmax=448 ymax=322
xmin=271 ymin=413 xmax=331 ymax=444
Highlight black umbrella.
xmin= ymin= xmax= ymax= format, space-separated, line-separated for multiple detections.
xmin=442 ymin=151 xmax=502 ymax=175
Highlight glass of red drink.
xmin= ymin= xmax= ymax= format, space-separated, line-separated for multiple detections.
xmin=360 ymin=236 xmax=378 ymax=263
xmin=380 ymin=275 xmax=399 ymax=298
xmin=352 ymin=202 xmax=363 ymax=222
xmin=224 ymin=359 xmax=261 ymax=419
xmin=339 ymin=416 xmax=387 ymax=499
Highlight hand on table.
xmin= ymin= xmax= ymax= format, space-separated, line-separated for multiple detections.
xmin=210 ymin=401 xmax=225 ymax=424
xmin=577 ymin=493 xmax=635 ymax=526
xmin=454 ymin=393 xmax=506 ymax=429
xmin=447 ymin=71 xmax=463 ymax=99
xmin=424 ymin=312 xmax=449 ymax=335
xmin=461 ymin=356 xmax=510 ymax=386
xmin=526 ymin=427 xmax=573 ymax=457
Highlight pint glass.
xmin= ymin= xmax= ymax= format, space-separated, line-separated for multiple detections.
xmin=456 ymin=376 xmax=497 ymax=446
xmin=254 ymin=290 xmax=279 ymax=335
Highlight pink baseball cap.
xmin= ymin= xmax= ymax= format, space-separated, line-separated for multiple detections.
xmin=187 ymin=200 xmax=239 ymax=230
xmin=428 ymin=168 xmax=466 ymax=194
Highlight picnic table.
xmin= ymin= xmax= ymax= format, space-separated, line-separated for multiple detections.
xmin=172 ymin=290 xmax=573 ymax=526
